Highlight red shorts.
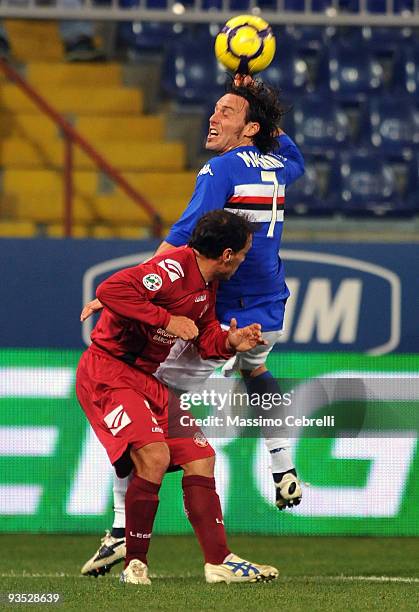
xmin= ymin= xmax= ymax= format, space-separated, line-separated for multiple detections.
xmin=76 ymin=346 xmax=214 ymax=476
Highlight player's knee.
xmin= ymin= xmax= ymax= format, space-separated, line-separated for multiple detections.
xmin=131 ymin=442 xmax=170 ymax=480
xmin=182 ymin=454 xmax=215 ymax=477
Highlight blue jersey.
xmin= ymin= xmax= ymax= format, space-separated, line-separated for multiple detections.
xmin=166 ymin=135 xmax=305 ymax=330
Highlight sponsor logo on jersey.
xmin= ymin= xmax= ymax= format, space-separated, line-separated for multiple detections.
xmin=198 ymin=163 xmax=214 ymax=177
xmin=194 ymin=294 xmax=207 ymax=302
xmin=142 ymin=273 xmax=163 ymax=291
xmin=193 ymin=431 xmax=209 ymax=447
xmin=158 ymin=258 xmax=185 ymax=283
xmin=104 ymin=405 xmax=132 ymax=436
xmin=152 ymin=327 xmax=177 ymax=345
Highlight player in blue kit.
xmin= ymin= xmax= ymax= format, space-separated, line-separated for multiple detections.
xmin=80 ymin=75 xmax=305 ymax=576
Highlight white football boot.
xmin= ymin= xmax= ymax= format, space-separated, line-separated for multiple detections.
xmin=120 ymin=559 xmax=151 ymax=585
xmin=275 ymin=472 xmax=303 ymax=510
xmin=81 ymin=530 xmax=126 ymax=576
xmin=205 ymin=553 xmax=279 ymax=584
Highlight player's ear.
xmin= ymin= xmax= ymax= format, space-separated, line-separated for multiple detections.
xmin=245 ymin=121 xmax=260 ymax=137
xmin=222 ymin=248 xmax=233 ymax=263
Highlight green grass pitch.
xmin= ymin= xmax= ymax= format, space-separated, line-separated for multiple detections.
xmin=1 ymin=535 xmax=418 ymax=611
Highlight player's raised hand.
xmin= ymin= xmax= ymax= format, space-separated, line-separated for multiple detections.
xmin=80 ymin=298 xmax=103 ymax=322
xmin=227 ymin=318 xmax=267 ymax=352
xmin=166 ymin=315 xmax=199 ymax=341
xmin=234 ymin=73 xmax=255 ymax=88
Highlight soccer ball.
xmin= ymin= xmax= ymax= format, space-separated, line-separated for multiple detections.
xmin=215 ymin=15 xmax=276 ymax=75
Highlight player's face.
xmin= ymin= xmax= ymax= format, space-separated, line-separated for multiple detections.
xmin=206 ymin=94 xmax=257 ymax=154
xmin=216 ymin=234 xmax=253 ymax=280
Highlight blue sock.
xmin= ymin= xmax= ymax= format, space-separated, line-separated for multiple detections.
xmin=243 ymin=371 xmax=284 ymax=439
xmin=243 ymin=371 xmax=296 ymax=480
xmin=243 ymin=369 xmax=278 ymax=392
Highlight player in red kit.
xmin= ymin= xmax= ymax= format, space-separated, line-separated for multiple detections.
xmin=76 ymin=211 xmax=279 ymax=585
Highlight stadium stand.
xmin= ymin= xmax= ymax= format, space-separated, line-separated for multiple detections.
xmin=0 ymin=2 xmax=418 ymax=237
xmin=393 ymin=42 xmax=419 ymax=95
xmin=316 ymin=42 xmax=386 ymax=104
xmin=0 ymin=21 xmax=200 ymax=238
xmin=162 ymin=39 xmax=224 ymax=104
xmin=346 ymin=0 xmax=415 ymax=13
xmin=283 ymin=157 xmax=334 ymax=216
xmin=406 ymin=153 xmax=419 ymax=210
xmin=358 ymin=96 xmax=418 ymax=161
xmin=328 ymin=150 xmax=415 ymax=217
xmin=259 ymin=50 xmax=311 ymax=94
xmin=358 ymin=26 xmax=414 ymax=58
xmin=289 ymin=96 xmax=352 ymax=158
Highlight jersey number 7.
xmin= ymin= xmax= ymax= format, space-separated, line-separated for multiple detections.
xmin=261 ymin=171 xmax=280 ymax=238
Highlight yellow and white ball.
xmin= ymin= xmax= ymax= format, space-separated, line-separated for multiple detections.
xmin=215 ymin=15 xmax=276 ymax=74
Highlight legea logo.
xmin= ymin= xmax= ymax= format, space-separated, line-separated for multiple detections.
xmin=82 ymin=249 xmax=401 ymax=355
xmin=157 ymin=258 xmax=185 ymax=283
xmin=279 ymin=250 xmax=401 ymax=355
xmin=104 ymin=404 xmax=132 ymax=436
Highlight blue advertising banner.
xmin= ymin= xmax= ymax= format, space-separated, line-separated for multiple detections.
xmin=0 ymin=238 xmax=417 ymax=353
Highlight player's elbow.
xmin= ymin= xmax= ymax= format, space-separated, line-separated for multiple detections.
xmin=96 ymin=281 xmax=112 ymax=304
xmin=295 ymin=155 xmax=305 ymax=178
xmin=290 ymin=157 xmax=305 ymax=184
xmin=96 ymin=282 xmax=106 ymax=302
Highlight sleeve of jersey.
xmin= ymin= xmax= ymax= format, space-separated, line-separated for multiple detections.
xmin=165 ymin=160 xmax=231 ymax=247
xmin=96 ymin=265 xmax=171 ymax=329
xmin=277 ymin=134 xmax=305 ymax=186
xmin=194 ymin=291 xmax=235 ymax=360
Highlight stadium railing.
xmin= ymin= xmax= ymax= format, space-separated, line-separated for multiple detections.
xmin=0 ymin=57 xmax=163 ymax=238
xmin=0 ymin=0 xmax=418 ymax=25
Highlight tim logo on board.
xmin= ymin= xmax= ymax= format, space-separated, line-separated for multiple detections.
xmin=82 ymin=249 xmax=401 ymax=355
xmin=279 ymin=250 xmax=401 ymax=355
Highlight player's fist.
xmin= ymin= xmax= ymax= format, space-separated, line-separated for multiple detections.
xmin=226 ymin=318 xmax=267 ymax=352
xmin=166 ymin=316 xmax=199 ymax=341
xmin=80 ymin=298 xmax=103 ymax=322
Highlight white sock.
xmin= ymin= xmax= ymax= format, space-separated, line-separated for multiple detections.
xmin=264 ymin=438 xmax=295 ymax=474
xmin=112 ymin=473 xmax=129 ymax=530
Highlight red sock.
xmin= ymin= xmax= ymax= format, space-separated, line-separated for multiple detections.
xmin=182 ymin=475 xmax=230 ymax=565
xmin=125 ymin=475 xmax=160 ymax=566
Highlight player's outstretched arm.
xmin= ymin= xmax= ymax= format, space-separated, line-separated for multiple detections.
xmin=226 ymin=318 xmax=268 ymax=353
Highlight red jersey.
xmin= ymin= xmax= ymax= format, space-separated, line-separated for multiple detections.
xmin=91 ymin=246 xmax=234 ymax=373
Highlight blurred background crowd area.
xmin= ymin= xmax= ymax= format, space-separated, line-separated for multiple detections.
xmin=0 ymin=0 xmax=418 ymax=241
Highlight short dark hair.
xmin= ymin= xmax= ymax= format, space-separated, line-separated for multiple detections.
xmin=225 ymin=78 xmax=287 ymax=154
xmin=189 ymin=210 xmax=254 ymax=259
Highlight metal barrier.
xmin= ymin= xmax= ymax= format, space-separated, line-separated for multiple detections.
xmin=0 ymin=0 xmax=418 ymax=25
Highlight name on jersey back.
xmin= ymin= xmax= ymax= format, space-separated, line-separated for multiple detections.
xmin=199 ymin=152 xmax=285 ymax=177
